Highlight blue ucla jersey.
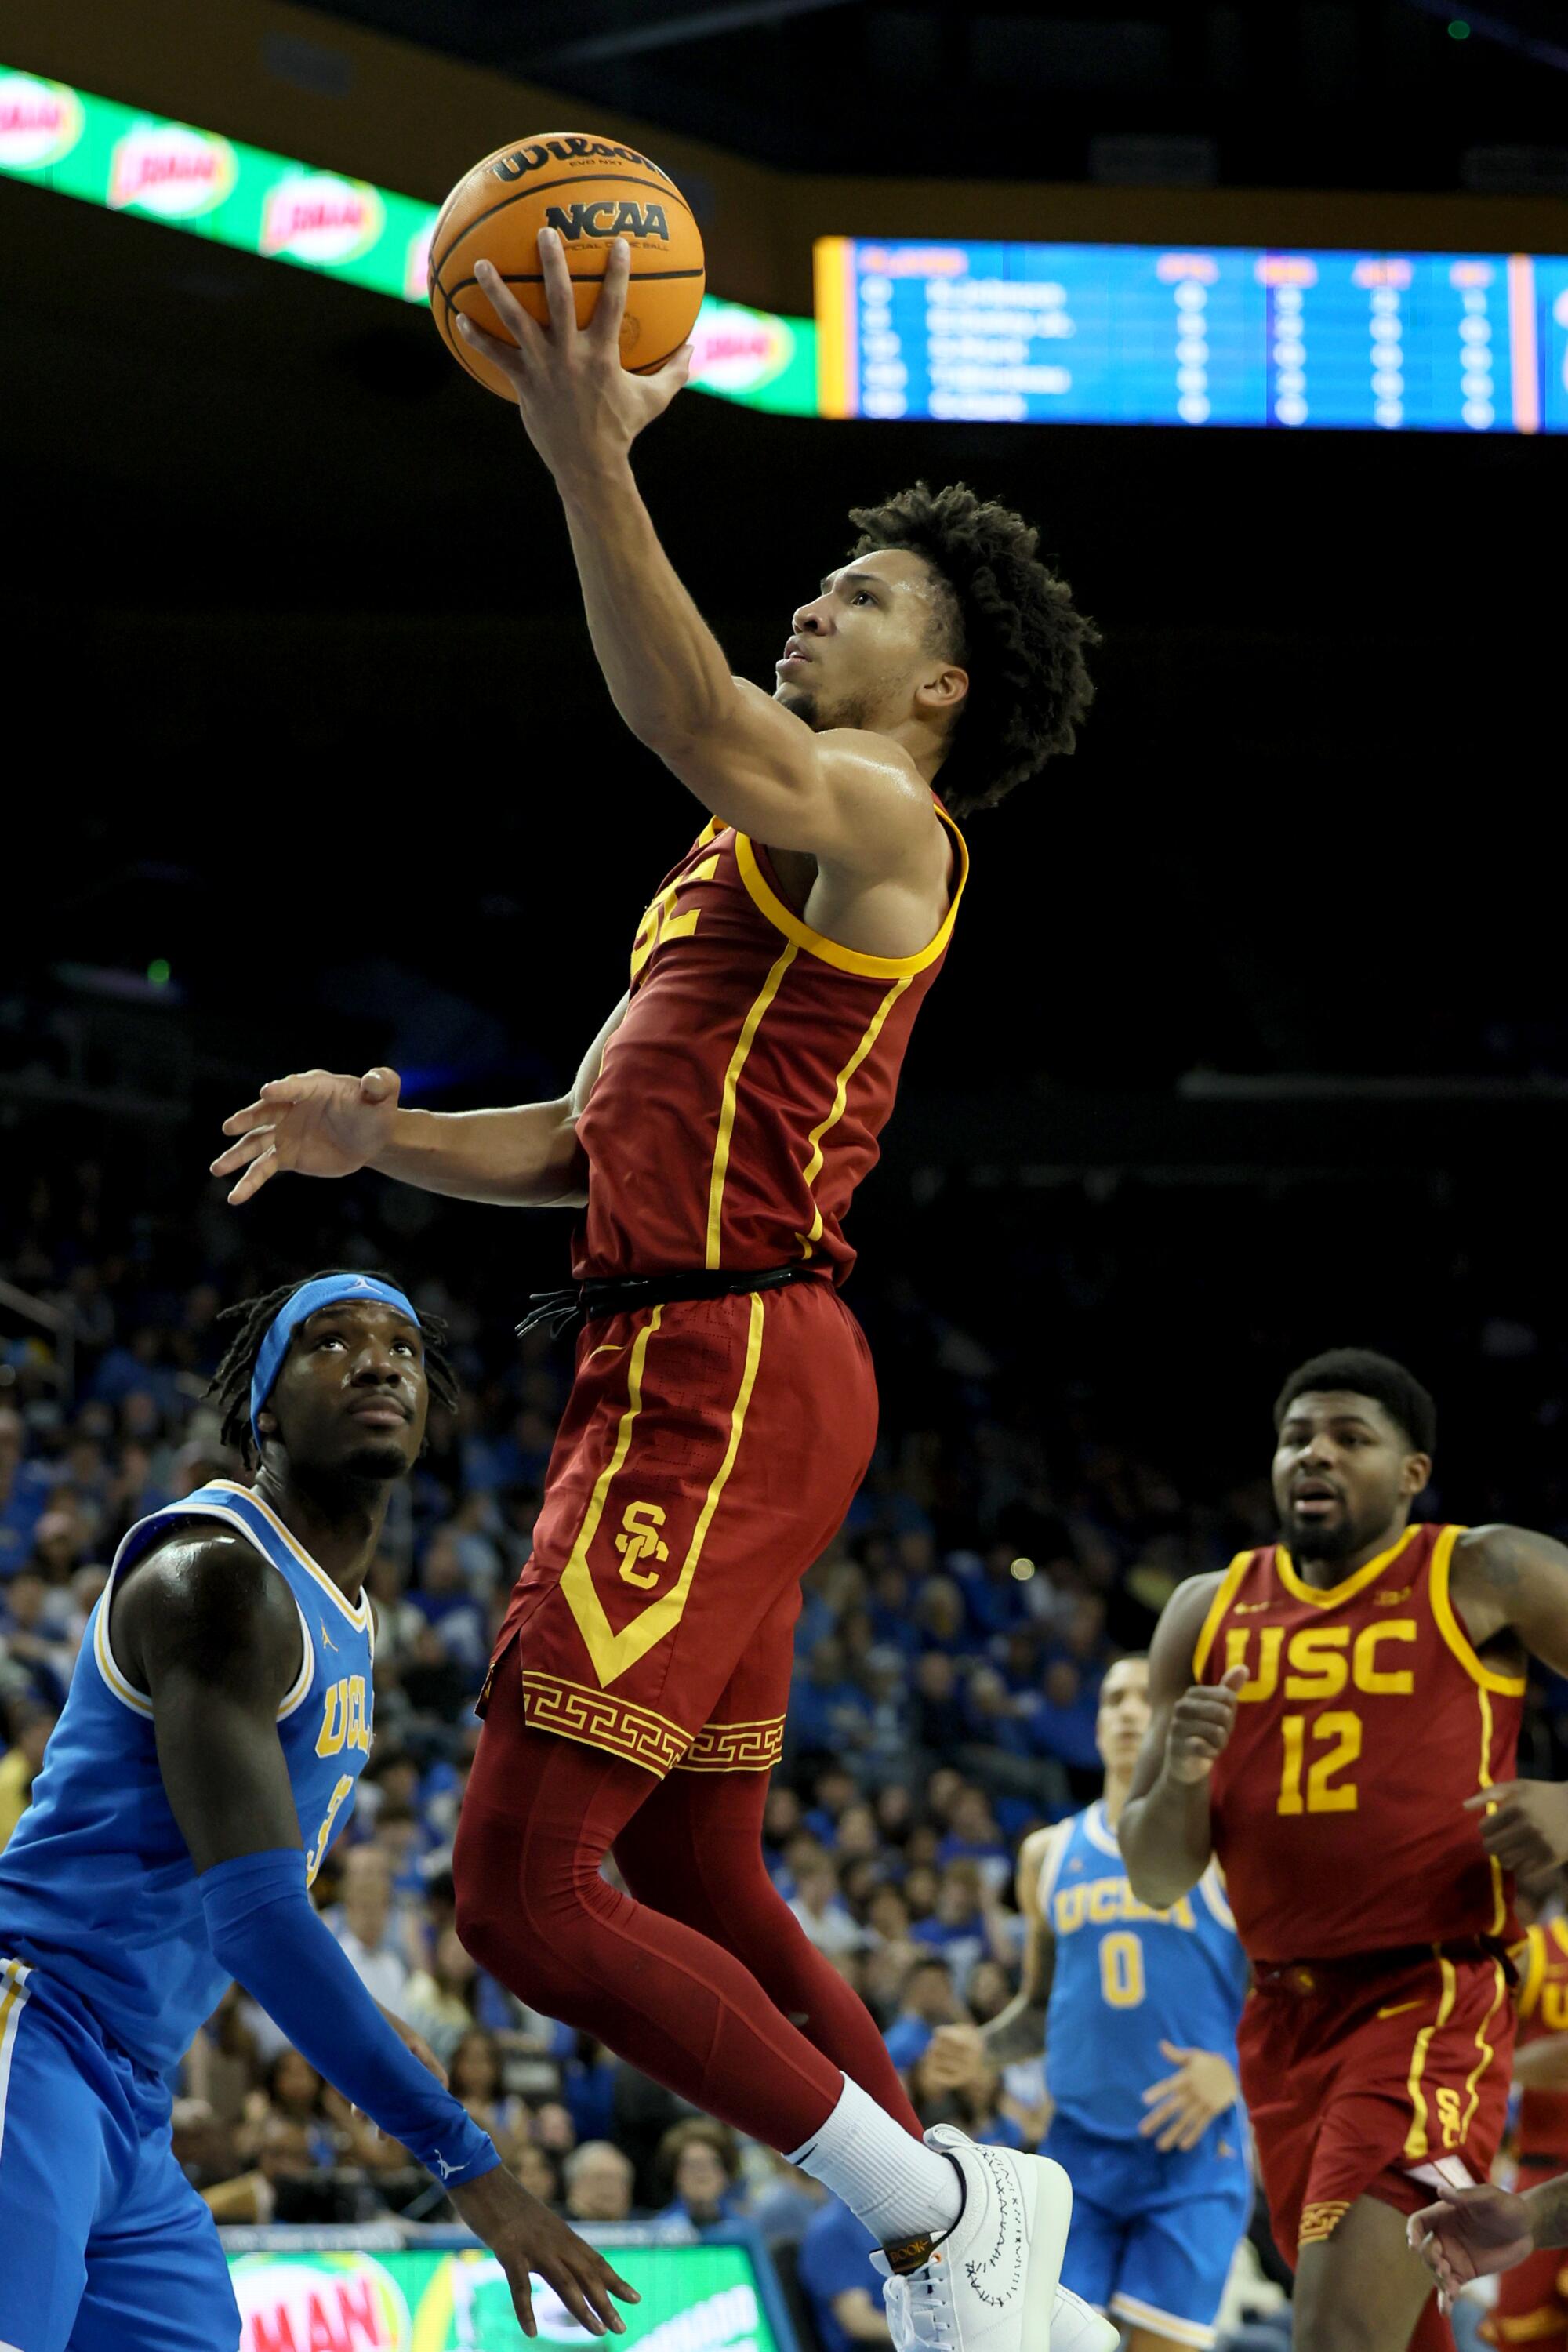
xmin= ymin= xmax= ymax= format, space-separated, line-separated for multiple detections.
xmin=0 ymin=1479 xmax=375 ymax=2075
xmin=1043 ymin=1801 xmax=1249 ymax=2144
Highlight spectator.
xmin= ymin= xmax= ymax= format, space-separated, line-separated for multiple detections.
xmin=507 ymin=2136 xmax=564 ymax=2206
xmin=654 ymin=2119 xmax=745 ymax=2229
xmin=788 ymin=1851 xmax=865 ymax=1958
xmin=797 ymin=2198 xmax=888 ymax=2352
xmin=564 ymin=2140 xmax=637 ymax=2223
xmin=909 ymin=1860 xmax=1007 ymax=1984
xmin=0 ymin=1570 xmax=74 ymax=1711
xmin=790 ymin=1638 xmax=873 ymax=1757
xmin=448 ymin=2027 xmax=526 ymax=2144
xmin=884 ymin=1955 xmax=962 ymax=2071
xmin=400 ymin=1926 xmax=481 ymax=2063
xmin=325 ymin=1847 xmax=411 ymax=2012
xmin=0 ymin=1697 xmax=56 ymax=1848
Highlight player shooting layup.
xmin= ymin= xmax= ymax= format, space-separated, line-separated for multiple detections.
xmin=1120 ymin=1347 xmax=1568 ymax=2352
xmin=213 ymin=230 xmax=1109 ymax=2352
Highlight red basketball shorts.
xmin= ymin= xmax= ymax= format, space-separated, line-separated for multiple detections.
xmin=1486 ymin=2160 xmax=1568 ymax=2347
xmin=1240 ymin=1947 xmax=1515 ymax=2263
xmin=484 ymin=1279 xmax=878 ymax=1777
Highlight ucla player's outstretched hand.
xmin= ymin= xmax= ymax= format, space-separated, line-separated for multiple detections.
xmin=455 ymin=234 xmax=691 ymax=482
xmin=1407 ymin=2180 xmax=1535 ymax=2315
xmin=1137 ymin=2039 xmax=1240 ymax=2152
xmin=212 ymin=1066 xmax=403 ymax=1203
xmin=448 ymin=2164 xmax=641 ymax=2338
xmin=1164 ymin=1661 xmax=1249 ymax=1784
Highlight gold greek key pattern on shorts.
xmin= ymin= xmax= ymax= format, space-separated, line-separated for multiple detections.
xmin=676 ymin=1716 xmax=786 ymax=1773
xmin=521 ymin=1671 xmax=689 ymax=1778
xmin=1298 ymin=2200 xmax=1352 ymax=2248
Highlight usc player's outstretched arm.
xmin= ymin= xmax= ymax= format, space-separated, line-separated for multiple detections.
xmin=1120 ymin=1573 xmax=1247 ymax=1912
xmin=212 ymin=995 xmax=626 ymax=1210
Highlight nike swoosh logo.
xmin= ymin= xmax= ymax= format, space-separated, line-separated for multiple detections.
xmin=1377 ymin=1999 xmax=1423 ymax=2019
xmin=1232 ymin=1601 xmax=1274 ymax=1615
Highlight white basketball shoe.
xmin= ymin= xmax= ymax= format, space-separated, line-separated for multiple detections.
xmin=1047 ymin=2285 xmax=1120 ymax=2352
xmin=871 ymin=2125 xmax=1080 ymax=2352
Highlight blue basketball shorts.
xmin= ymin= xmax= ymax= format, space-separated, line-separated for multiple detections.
xmin=0 ymin=1955 xmax=239 ymax=2352
xmin=1045 ymin=2108 xmax=1253 ymax=2350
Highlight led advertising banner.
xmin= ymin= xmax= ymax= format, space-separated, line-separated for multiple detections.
xmin=816 ymin=235 xmax=1568 ymax=432
xmin=0 ymin=66 xmax=817 ymax=414
xmin=224 ymin=2235 xmax=789 ymax=2352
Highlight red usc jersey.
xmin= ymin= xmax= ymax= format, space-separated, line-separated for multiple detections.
xmin=1515 ymin=1919 xmax=1568 ymax=2161
xmin=1196 ymin=1523 xmax=1524 ymax=1963
xmin=573 ymin=808 xmax=967 ymax=1284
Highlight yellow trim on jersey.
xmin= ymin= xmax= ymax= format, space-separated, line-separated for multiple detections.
xmin=1035 ymin=1820 xmax=1073 ymax=1910
xmin=732 ymin=807 xmax=970 ymax=981
xmin=705 ymin=942 xmax=798 ymax=1269
xmin=0 ymin=1956 xmax=31 ymax=2166
xmin=796 ymin=975 xmax=912 ymax=1258
xmin=1275 ymin=1525 xmax=1421 ymax=1612
xmin=1403 ymin=1954 xmax=1458 ymax=2161
xmin=1519 ymin=1921 xmax=1555 ymax=2021
xmin=208 ymin=1479 xmax=372 ymax=1632
xmin=93 ymin=1581 xmax=156 ymax=1719
xmin=561 ymin=1293 xmax=765 ymax=1687
xmin=96 ymin=1506 xmax=317 ymax=1722
xmin=1192 ymin=1552 xmax=1258 ymax=1680
xmin=1083 ymin=1800 xmax=1122 ymax=1859
xmin=1109 ymin=2292 xmax=1216 ymax=2350
xmin=1429 ymin=1523 xmax=1529 ymax=1696
xmin=1461 ymin=1960 xmax=1508 ymax=2139
xmin=1477 ymin=1684 xmax=1508 ymax=1936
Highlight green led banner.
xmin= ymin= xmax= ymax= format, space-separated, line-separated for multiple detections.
xmin=0 ymin=66 xmax=817 ymax=413
xmin=223 ymin=2237 xmax=788 ymax=2352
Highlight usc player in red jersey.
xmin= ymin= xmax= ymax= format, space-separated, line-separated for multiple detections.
xmin=1413 ymin=1891 xmax=1568 ymax=2346
xmin=212 ymin=234 xmax=1112 ymax=2352
xmin=1120 ymin=1346 xmax=1568 ymax=2352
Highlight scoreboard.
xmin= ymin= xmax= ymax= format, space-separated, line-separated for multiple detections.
xmin=816 ymin=238 xmax=1568 ymax=434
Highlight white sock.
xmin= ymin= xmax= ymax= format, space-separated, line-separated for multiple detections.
xmin=787 ymin=2074 xmax=964 ymax=2246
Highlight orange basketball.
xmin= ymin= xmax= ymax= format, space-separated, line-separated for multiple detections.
xmin=428 ymin=132 xmax=706 ymax=398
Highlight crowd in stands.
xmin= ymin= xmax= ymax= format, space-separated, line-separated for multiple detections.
xmin=2 ymin=1147 xmax=1550 ymax=2351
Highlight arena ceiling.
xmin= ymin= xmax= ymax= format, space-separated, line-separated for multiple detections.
xmin=295 ymin=0 xmax=1568 ymax=189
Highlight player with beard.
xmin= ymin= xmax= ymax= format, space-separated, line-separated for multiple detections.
xmin=212 ymin=234 xmax=1105 ymax=2352
xmin=0 ymin=1272 xmax=633 ymax=2352
xmin=1120 ymin=1348 xmax=1568 ymax=2352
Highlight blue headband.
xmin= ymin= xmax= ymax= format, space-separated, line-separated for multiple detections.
xmin=250 ymin=1274 xmax=422 ymax=1442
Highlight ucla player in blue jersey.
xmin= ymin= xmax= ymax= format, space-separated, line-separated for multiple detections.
xmin=937 ymin=1658 xmax=1251 ymax=2350
xmin=0 ymin=1269 xmax=636 ymax=2352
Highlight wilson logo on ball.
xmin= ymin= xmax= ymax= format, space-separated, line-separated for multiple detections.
xmin=490 ymin=136 xmax=672 ymax=183
xmin=543 ymin=199 xmax=670 ymax=243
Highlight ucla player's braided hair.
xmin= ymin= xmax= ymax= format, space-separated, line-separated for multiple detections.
xmin=207 ymin=1269 xmax=459 ymax=1465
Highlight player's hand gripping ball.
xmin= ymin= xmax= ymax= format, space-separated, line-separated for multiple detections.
xmin=428 ymin=131 xmax=706 ymax=397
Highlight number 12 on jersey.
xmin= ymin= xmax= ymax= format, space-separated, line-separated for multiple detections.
xmin=1277 ymin=1710 xmax=1363 ymax=1814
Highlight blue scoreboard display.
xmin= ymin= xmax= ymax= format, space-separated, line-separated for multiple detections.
xmin=816 ymin=238 xmax=1568 ymax=433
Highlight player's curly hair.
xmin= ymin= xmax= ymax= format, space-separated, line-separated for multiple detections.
xmin=847 ymin=481 xmax=1100 ymax=815
xmin=1273 ymin=1348 xmax=1436 ymax=1459
xmin=207 ymin=1269 xmax=458 ymax=1467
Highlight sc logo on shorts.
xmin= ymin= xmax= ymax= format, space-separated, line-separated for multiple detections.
xmin=616 ymin=1501 xmax=670 ymax=1590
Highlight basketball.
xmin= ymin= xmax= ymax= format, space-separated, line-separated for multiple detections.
xmin=427 ymin=131 xmax=706 ymax=397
